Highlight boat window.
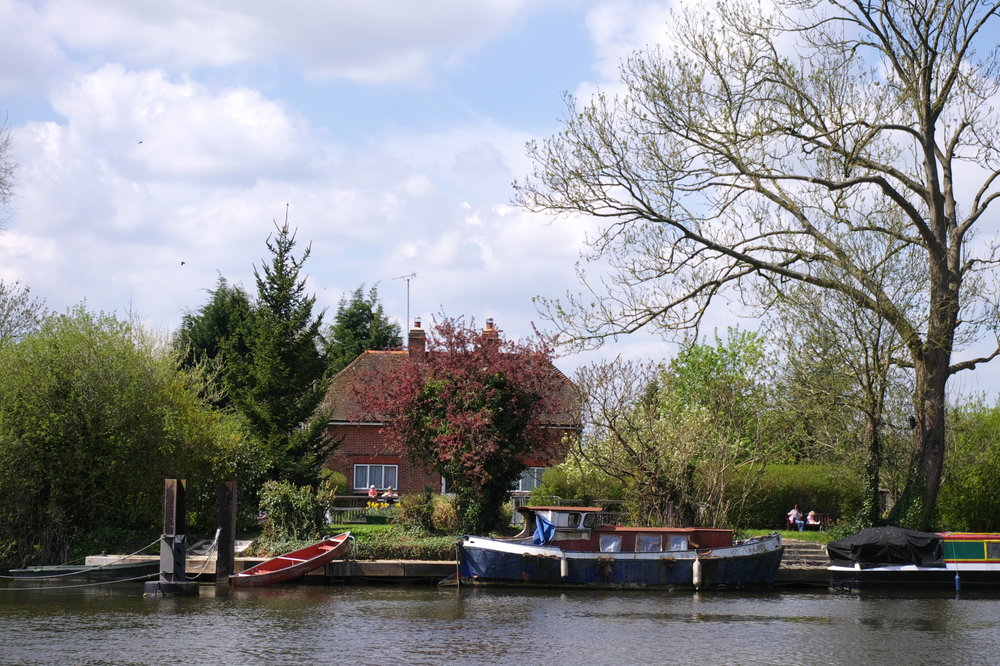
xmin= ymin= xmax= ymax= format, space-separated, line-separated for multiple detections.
xmin=636 ymin=535 xmax=661 ymax=552
xmin=600 ymin=535 xmax=622 ymax=553
xmin=988 ymin=542 xmax=1000 ymax=560
xmin=567 ymin=513 xmax=580 ymax=528
xmin=583 ymin=514 xmax=597 ymax=528
xmin=667 ymin=536 xmax=688 ymax=552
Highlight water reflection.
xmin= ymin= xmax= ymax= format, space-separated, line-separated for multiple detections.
xmin=2 ymin=581 xmax=999 ymax=664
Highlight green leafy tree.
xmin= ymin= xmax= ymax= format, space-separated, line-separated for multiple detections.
xmin=573 ymin=330 xmax=772 ymax=527
xmin=353 ymin=317 xmax=572 ymax=535
xmin=0 ymin=307 xmax=250 ymax=568
xmin=326 ymin=285 xmax=400 ymax=374
xmin=936 ymin=400 xmax=1000 ymax=531
xmin=519 ymin=0 xmax=1000 ymax=529
xmin=173 ymin=276 xmax=253 ymax=408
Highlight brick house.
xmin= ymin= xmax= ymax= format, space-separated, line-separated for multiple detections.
xmin=320 ymin=318 xmax=580 ymax=497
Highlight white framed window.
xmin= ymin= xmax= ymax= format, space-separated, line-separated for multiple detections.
xmin=600 ymin=535 xmax=622 ymax=552
xmin=354 ymin=464 xmax=398 ymax=490
xmin=514 ymin=467 xmax=546 ymax=492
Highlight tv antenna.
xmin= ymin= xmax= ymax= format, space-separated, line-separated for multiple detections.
xmin=394 ymin=272 xmax=416 ymax=329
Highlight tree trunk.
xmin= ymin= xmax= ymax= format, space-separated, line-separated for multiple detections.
xmin=892 ymin=346 xmax=949 ymax=530
xmin=863 ymin=409 xmax=882 ymax=526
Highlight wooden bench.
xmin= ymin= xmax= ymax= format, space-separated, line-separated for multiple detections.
xmin=804 ymin=513 xmax=830 ymax=531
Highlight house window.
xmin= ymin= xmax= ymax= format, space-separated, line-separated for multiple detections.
xmin=514 ymin=467 xmax=546 ymax=492
xmin=354 ymin=464 xmax=398 ymax=491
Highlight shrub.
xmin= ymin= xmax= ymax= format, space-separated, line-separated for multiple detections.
xmin=431 ymin=495 xmax=460 ymax=533
xmin=351 ymin=524 xmax=458 ymax=560
xmin=317 ymin=469 xmax=349 ymax=518
xmin=251 ymin=480 xmax=324 ymax=554
xmin=737 ymin=463 xmax=864 ymax=529
xmin=527 ymin=464 xmax=625 ymax=505
xmin=395 ymin=490 xmax=461 ymax=534
xmin=396 ymin=488 xmax=436 ymax=531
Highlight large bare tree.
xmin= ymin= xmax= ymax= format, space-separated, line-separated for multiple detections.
xmin=0 ymin=115 xmax=13 ymax=222
xmin=518 ymin=0 xmax=1000 ymax=528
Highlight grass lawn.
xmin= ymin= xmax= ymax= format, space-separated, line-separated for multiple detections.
xmin=327 ymin=523 xmax=459 ymax=560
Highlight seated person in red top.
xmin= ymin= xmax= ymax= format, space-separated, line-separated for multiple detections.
xmin=368 ymin=485 xmax=378 ymax=499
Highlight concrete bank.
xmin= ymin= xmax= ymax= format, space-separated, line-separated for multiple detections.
xmin=89 ymin=539 xmax=829 ymax=586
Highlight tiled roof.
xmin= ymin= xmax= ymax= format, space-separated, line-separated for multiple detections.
xmin=321 ymin=349 xmax=580 ymax=427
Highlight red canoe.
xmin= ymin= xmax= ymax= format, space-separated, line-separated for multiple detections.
xmin=230 ymin=532 xmax=352 ymax=587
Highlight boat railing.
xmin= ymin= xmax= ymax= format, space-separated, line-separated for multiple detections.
xmin=510 ymin=495 xmax=628 ymax=526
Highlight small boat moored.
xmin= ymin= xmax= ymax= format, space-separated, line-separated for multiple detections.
xmin=229 ymin=532 xmax=352 ymax=587
xmin=828 ymin=527 xmax=1000 ymax=591
xmin=8 ymin=559 xmax=160 ymax=582
xmin=458 ymin=506 xmax=783 ymax=590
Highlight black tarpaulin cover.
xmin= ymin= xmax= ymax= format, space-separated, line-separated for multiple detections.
xmin=827 ymin=527 xmax=944 ymax=568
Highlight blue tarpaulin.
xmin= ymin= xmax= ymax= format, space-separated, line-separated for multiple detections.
xmin=533 ymin=514 xmax=556 ymax=545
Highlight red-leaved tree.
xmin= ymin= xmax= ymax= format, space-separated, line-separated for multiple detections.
xmin=352 ymin=317 xmax=575 ymax=534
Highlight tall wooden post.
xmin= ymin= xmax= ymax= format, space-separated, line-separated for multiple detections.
xmin=144 ymin=479 xmax=199 ymax=597
xmin=216 ymin=481 xmax=237 ymax=583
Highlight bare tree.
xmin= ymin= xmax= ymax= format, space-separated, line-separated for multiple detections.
xmin=518 ymin=0 xmax=1000 ymax=528
xmin=0 ymin=115 xmax=14 ymax=223
xmin=0 ymin=280 xmax=44 ymax=345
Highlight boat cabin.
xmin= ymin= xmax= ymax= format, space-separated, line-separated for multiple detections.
xmin=515 ymin=506 xmax=734 ymax=553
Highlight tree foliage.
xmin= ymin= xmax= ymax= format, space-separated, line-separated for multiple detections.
xmin=174 ymin=276 xmax=253 ymax=408
xmin=572 ymin=330 xmax=772 ymax=527
xmin=174 ymin=221 xmax=334 ymax=487
xmin=0 ymin=307 xmax=250 ymax=568
xmin=234 ymin=221 xmax=332 ymax=486
xmin=519 ymin=0 xmax=1000 ymax=528
xmin=352 ymin=317 xmax=571 ymax=534
xmin=325 ymin=285 xmax=400 ymax=374
xmin=936 ymin=400 xmax=1000 ymax=531
xmin=767 ymin=274 xmax=917 ymax=524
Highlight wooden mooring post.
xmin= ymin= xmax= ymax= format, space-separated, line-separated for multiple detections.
xmin=216 ymin=481 xmax=236 ymax=583
xmin=144 ymin=479 xmax=199 ymax=597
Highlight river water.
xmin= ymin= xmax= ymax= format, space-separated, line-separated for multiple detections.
xmin=1 ymin=580 xmax=997 ymax=665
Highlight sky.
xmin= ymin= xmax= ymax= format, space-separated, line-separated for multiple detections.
xmin=0 ymin=0 xmax=688 ymax=376
xmin=0 ymin=0 xmax=997 ymax=399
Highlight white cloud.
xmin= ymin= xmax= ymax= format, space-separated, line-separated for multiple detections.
xmin=24 ymin=0 xmax=551 ymax=85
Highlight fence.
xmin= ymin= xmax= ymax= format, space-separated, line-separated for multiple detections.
xmin=328 ymin=495 xmax=386 ymax=523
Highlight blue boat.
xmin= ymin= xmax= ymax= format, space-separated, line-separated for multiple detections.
xmin=458 ymin=506 xmax=783 ymax=589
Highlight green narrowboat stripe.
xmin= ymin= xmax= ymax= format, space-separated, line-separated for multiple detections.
xmin=944 ymin=540 xmax=986 ymax=560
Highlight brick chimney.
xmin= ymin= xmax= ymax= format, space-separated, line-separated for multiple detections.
xmin=408 ymin=318 xmax=426 ymax=355
xmin=483 ymin=317 xmax=500 ymax=348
